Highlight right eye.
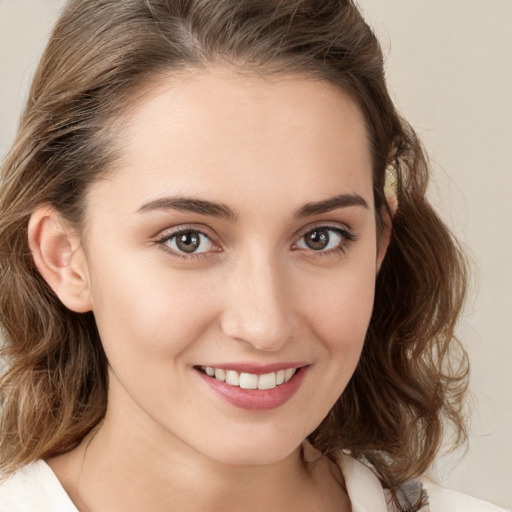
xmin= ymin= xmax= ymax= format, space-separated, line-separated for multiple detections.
xmin=161 ymin=229 xmax=214 ymax=255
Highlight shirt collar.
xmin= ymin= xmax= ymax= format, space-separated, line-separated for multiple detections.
xmin=302 ymin=440 xmax=390 ymax=512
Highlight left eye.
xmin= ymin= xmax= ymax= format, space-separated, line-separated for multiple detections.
xmin=295 ymin=227 xmax=346 ymax=252
xmin=163 ymin=230 xmax=213 ymax=254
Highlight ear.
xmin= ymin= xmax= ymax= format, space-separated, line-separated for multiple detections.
xmin=28 ymin=206 xmax=93 ymax=313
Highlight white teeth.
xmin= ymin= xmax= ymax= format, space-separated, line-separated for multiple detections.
xmin=258 ymin=372 xmax=277 ymax=390
xmin=239 ymin=372 xmax=258 ymax=390
xmin=201 ymin=366 xmax=298 ymax=389
xmin=214 ymin=368 xmax=226 ymax=381
xmin=284 ymin=368 xmax=295 ymax=381
xmin=225 ymin=370 xmax=240 ymax=386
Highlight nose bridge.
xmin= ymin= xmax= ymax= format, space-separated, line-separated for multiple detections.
xmin=221 ymin=244 xmax=293 ymax=351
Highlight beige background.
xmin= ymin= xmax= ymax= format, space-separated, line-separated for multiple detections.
xmin=1 ymin=0 xmax=511 ymax=508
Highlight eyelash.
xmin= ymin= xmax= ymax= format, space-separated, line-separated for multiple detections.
xmin=155 ymin=224 xmax=356 ymax=259
xmin=293 ymin=225 xmax=356 ymax=258
xmin=155 ymin=226 xmax=218 ymax=260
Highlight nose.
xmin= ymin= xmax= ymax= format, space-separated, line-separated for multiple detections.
xmin=220 ymin=249 xmax=296 ymax=352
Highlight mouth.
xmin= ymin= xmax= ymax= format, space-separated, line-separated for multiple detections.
xmin=194 ymin=364 xmax=309 ymax=410
xmin=196 ymin=366 xmax=298 ymax=390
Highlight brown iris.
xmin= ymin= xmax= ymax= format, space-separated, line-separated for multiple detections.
xmin=175 ymin=231 xmax=201 ymax=253
xmin=303 ymin=229 xmax=331 ymax=250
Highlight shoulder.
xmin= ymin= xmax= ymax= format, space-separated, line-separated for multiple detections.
xmin=0 ymin=460 xmax=78 ymax=512
xmin=420 ymin=477 xmax=510 ymax=512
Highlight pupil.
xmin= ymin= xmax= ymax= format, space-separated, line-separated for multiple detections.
xmin=176 ymin=231 xmax=200 ymax=253
xmin=305 ymin=229 xmax=329 ymax=250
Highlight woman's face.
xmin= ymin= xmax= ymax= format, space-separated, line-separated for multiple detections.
xmin=78 ymin=68 xmax=385 ymax=465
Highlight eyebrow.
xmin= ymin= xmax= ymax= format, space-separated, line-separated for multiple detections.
xmin=295 ymin=193 xmax=369 ymax=217
xmin=136 ymin=193 xmax=368 ymax=220
xmin=137 ymin=197 xmax=238 ymax=221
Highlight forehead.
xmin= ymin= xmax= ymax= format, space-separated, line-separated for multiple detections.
xmin=90 ymin=67 xmax=373 ymax=217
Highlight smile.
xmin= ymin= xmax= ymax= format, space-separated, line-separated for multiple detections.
xmin=196 ymin=364 xmax=309 ymax=411
xmin=199 ymin=366 xmax=297 ymax=390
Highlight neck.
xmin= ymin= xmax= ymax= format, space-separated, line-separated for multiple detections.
xmin=47 ymin=378 xmax=349 ymax=512
xmin=62 ymin=422 xmax=317 ymax=512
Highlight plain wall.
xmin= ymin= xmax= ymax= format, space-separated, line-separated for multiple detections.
xmin=1 ymin=0 xmax=511 ymax=508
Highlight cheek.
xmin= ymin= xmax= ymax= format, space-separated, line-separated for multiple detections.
xmin=301 ymin=260 xmax=377 ymax=350
xmin=289 ymin=264 xmax=376 ymax=432
xmin=88 ymin=255 xmax=218 ymax=367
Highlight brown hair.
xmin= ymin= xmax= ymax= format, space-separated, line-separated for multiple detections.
xmin=0 ymin=0 xmax=468 ymax=508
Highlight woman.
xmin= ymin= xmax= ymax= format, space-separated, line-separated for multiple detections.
xmin=0 ymin=0 xmax=507 ymax=510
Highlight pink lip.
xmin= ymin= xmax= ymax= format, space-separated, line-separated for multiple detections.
xmin=195 ymin=365 xmax=309 ymax=411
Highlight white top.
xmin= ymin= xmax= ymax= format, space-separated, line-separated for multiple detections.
xmin=0 ymin=460 xmax=77 ymax=511
xmin=0 ymin=453 xmax=508 ymax=512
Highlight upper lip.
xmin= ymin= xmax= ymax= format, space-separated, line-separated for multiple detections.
xmin=195 ymin=362 xmax=309 ymax=374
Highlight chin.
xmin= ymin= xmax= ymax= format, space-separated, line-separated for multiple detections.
xmin=194 ymin=428 xmax=306 ymax=467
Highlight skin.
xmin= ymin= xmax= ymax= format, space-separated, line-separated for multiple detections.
xmin=32 ymin=67 xmax=390 ymax=511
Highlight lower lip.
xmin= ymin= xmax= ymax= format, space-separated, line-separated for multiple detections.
xmin=196 ymin=367 xmax=309 ymax=411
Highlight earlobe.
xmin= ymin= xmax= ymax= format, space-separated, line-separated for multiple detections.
xmin=28 ymin=206 xmax=92 ymax=313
